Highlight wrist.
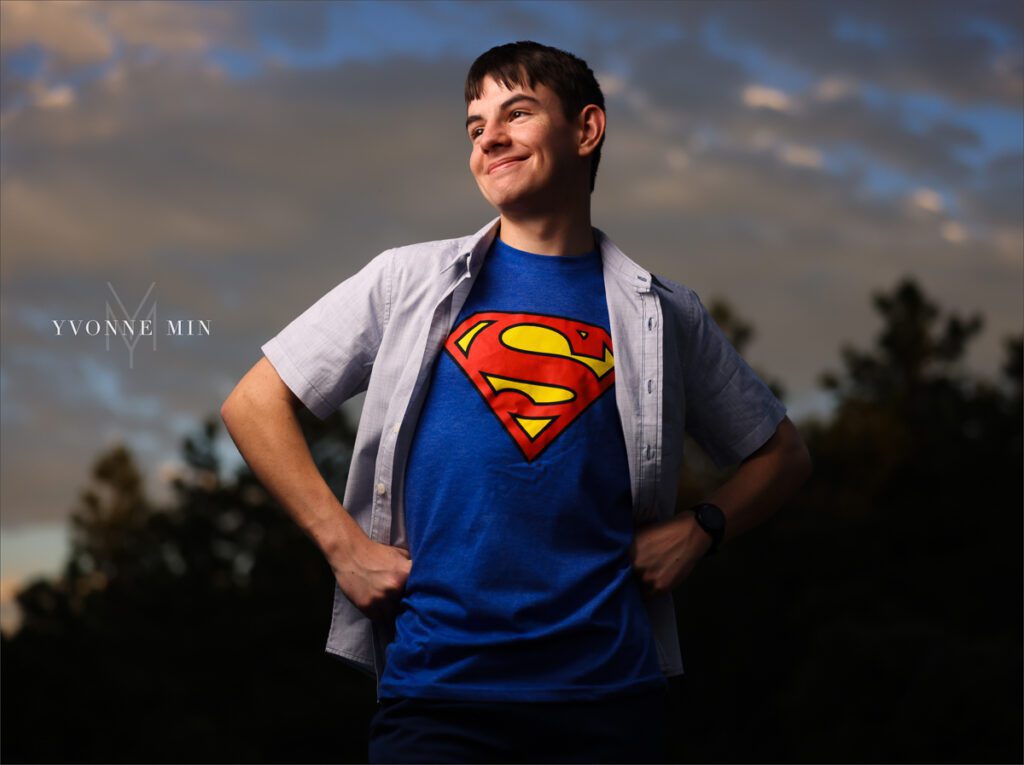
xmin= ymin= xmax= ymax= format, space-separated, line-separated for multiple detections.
xmin=679 ymin=513 xmax=713 ymax=556
xmin=313 ymin=510 xmax=365 ymax=561
xmin=686 ymin=502 xmax=726 ymax=556
xmin=693 ymin=521 xmax=715 ymax=556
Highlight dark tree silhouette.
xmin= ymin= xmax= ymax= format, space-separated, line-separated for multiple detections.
xmin=2 ymin=407 xmax=374 ymax=763
xmin=668 ymin=276 xmax=1021 ymax=763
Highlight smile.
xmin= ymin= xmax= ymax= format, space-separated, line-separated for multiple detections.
xmin=488 ymin=158 xmax=525 ymax=174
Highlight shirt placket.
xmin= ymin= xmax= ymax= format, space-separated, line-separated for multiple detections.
xmin=636 ymin=276 xmax=663 ymax=524
xmin=368 ymin=255 xmax=477 ymax=695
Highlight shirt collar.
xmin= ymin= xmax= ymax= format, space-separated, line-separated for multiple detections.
xmin=593 ymin=225 xmax=654 ymax=293
xmin=443 ymin=216 xmax=654 ymax=293
xmin=441 ymin=215 xmax=501 ymax=276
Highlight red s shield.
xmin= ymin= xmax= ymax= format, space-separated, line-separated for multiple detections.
xmin=444 ymin=311 xmax=615 ymax=461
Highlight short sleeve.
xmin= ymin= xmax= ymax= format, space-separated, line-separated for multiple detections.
xmin=261 ymin=248 xmax=394 ymax=420
xmin=680 ymin=288 xmax=787 ymax=469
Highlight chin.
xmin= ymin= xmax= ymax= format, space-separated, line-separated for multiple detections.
xmin=488 ymin=183 xmax=542 ymax=211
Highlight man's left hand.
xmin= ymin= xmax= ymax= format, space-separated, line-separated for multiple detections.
xmin=629 ymin=512 xmax=712 ymax=598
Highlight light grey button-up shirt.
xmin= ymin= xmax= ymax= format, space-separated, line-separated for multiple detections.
xmin=261 ymin=216 xmax=787 ymax=696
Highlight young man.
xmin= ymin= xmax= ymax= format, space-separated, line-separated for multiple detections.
xmin=221 ymin=41 xmax=812 ymax=763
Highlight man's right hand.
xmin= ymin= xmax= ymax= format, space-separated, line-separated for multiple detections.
xmin=327 ymin=534 xmax=412 ymax=622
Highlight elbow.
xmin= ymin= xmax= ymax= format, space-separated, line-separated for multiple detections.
xmin=790 ymin=437 xmax=814 ymax=486
xmin=220 ymin=358 xmax=299 ymax=434
xmin=220 ymin=385 xmax=245 ymax=431
xmin=770 ymin=417 xmax=814 ymax=484
xmin=219 ymin=395 xmax=235 ymax=434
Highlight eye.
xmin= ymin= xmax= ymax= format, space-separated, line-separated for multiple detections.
xmin=510 ymin=109 xmax=526 ymax=120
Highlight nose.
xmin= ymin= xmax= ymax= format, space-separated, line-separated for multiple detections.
xmin=478 ymin=120 xmax=510 ymax=153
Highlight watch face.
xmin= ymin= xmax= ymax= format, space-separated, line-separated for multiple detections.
xmin=696 ymin=504 xmax=726 ymax=533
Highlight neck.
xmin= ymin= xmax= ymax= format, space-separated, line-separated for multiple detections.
xmin=496 ymin=195 xmax=595 ymax=257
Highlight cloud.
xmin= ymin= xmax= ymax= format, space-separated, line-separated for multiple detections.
xmin=912 ymin=188 xmax=945 ymax=213
xmin=743 ymin=84 xmax=795 ymax=112
xmin=622 ymin=33 xmax=751 ymax=123
xmin=813 ymin=76 xmax=858 ymax=102
xmin=940 ymin=220 xmax=969 ymax=244
xmin=711 ymin=0 xmax=1024 ymax=108
xmin=962 ymin=151 xmax=1024 ymax=229
xmin=596 ymin=71 xmax=627 ymax=98
xmin=102 ymin=0 xmax=242 ymax=55
xmin=612 ymin=37 xmax=983 ymax=189
xmin=32 ymin=82 xmax=75 ymax=109
xmin=778 ymin=144 xmax=823 ymax=169
xmin=0 ymin=0 xmax=249 ymax=67
xmin=0 ymin=0 xmax=113 ymax=65
xmin=0 ymin=53 xmax=484 ymax=280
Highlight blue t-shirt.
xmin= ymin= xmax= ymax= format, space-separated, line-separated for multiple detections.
xmin=377 ymin=234 xmax=666 ymax=701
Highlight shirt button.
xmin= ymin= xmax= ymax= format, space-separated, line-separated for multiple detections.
xmin=376 ymin=483 xmax=387 ymax=496
xmin=392 ymin=424 xmax=400 ymax=434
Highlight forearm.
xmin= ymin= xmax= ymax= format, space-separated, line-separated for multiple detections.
xmin=220 ymin=386 xmax=364 ymax=558
xmin=703 ymin=418 xmax=813 ymax=545
xmin=221 ymin=376 xmax=412 ymax=619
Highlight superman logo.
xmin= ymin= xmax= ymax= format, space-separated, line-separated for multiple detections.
xmin=444 ymin=311 xmax=615 ymax=461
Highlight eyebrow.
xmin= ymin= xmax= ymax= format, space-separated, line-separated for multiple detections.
xmin=465 ymin=94 xmax=542 ymax=131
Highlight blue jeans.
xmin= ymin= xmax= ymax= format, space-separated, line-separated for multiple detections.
xmin=367 ymin=686 xmax=668 ymax=763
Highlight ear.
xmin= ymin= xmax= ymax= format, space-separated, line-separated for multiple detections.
xmin=577 ymin=104 xmax=606 ymax=159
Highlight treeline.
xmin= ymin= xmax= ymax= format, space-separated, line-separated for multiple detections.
xmin=2 ymin=276 xmax=1021 ymax=763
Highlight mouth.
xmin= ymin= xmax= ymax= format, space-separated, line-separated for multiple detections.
xmin=488 ymin=157 xmax=527 ymax=175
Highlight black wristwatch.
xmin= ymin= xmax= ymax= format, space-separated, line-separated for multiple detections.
xmin=688 ymin=503 xmax=726 ymax=556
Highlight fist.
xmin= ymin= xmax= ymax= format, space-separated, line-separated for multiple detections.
xmin=329 ymin=537 xmax=412 ymax=621
xmin=629 ymin=513 xmax=711 ymax=597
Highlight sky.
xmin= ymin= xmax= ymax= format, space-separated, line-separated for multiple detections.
xmin=1 ymin=0 xmax=1022 ymax=623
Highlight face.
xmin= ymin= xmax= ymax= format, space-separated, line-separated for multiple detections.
xmin=466 ymin=75 xmax=585 ymax=214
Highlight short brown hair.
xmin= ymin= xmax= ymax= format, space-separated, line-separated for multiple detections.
xmin=465 ymin=41 xmax=606 ymax=193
